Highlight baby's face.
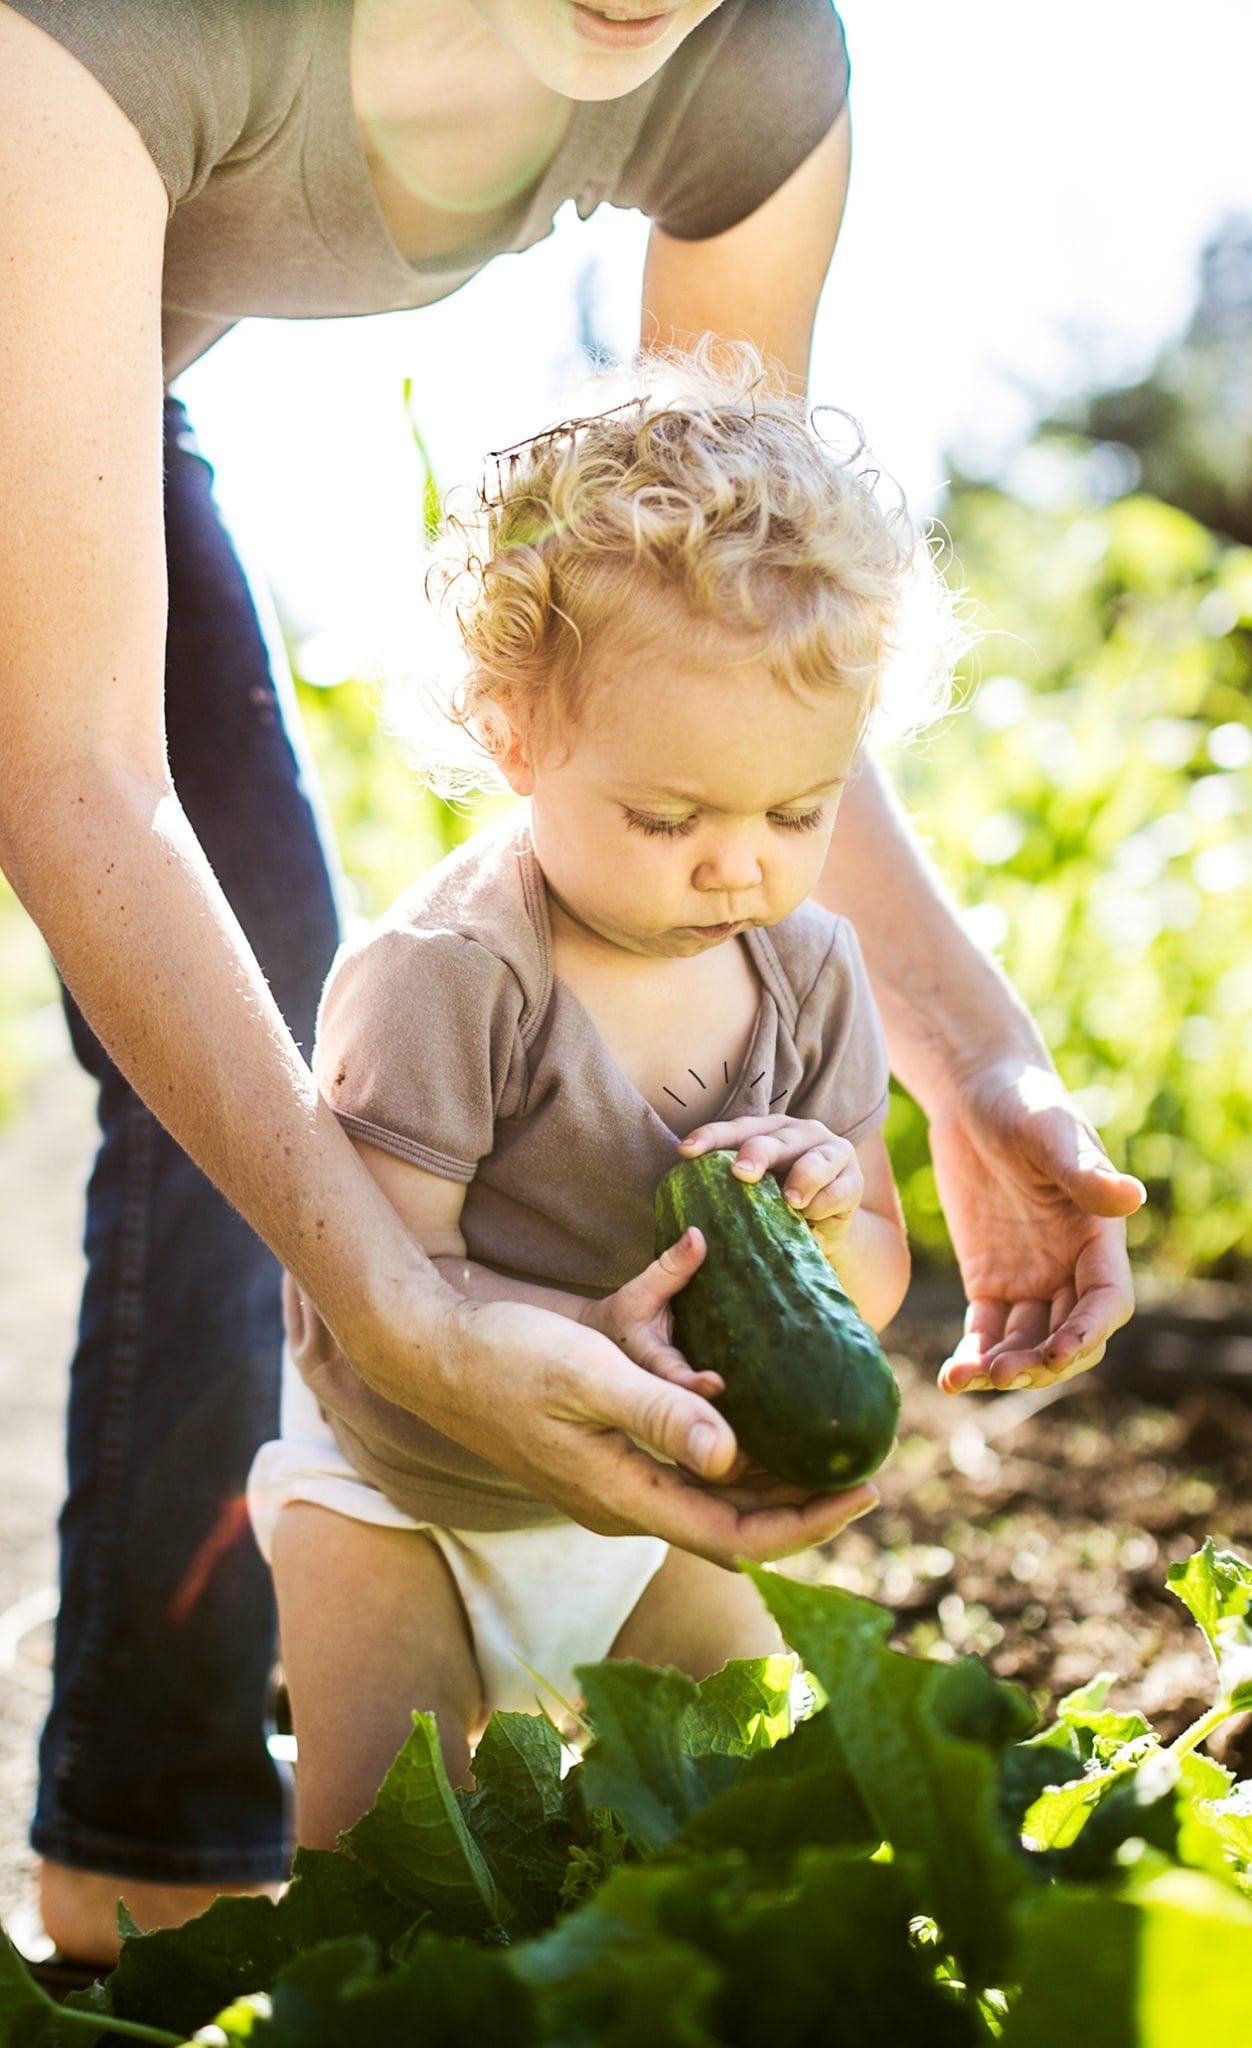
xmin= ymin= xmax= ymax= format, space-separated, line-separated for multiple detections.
xmin=465 ymin=0 xmax=726 ymax=99
xmin=511 ymin=615 xmax=867 ymax=962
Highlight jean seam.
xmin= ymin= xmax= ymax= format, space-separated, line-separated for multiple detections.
xmin=28 ymin=1817 xmax=291 ymax=1886
xmin=51 ymin=1092 xmax=155 ymax=1813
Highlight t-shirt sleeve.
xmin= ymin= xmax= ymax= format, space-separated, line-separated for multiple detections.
xmin=314 ymin=926 xmax=528 ymax=1184
xmin=615 ymin=0 xmax=850 ymax=241
xmin=790 ymin=918 xmax=890 ymax=1147
xmin=6 ymin=0 xmax=260 ymax=209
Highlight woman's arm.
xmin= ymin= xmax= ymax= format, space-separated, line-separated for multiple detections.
xmin=813 ymin=759 xmax=1144 ymax=1391
xmin=640 ymin=105 xmax=1143 ymax=1393
xmin=0 ymin=9 xmax=877 ymax=1568
xmin=0 ymin=6 xmax=455 ymax=1374
xmin=642 ymin=105 xmax=851 ymax=387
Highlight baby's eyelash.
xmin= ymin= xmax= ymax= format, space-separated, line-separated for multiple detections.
xmin=773 ymin=807 xmax=826 ymax=833
xmin=623 ymin=810 xmax=696 ymax=839
xmin=622 ymin=807 xmax=826 ymax=839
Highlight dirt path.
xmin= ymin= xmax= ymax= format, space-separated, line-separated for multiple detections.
xmin=0 ymin=1051 xmax=95 ymax=1934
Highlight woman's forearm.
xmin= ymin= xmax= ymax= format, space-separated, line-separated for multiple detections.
xmin=812 ymin=754 xmax=1051 ymax=1111
xmin=0 ymin=757 xmax=459 ymax=1381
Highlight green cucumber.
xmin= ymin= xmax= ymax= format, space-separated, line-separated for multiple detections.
xmin=655 ymin=1150 xmax=900 ymax=1489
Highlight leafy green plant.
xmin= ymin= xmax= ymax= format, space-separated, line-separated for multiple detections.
xmin=4 ymin=1541 xmax=1250 ymax=2045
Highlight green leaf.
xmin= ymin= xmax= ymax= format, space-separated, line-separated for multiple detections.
xmin=104 ymin=1849 xmax=413 ymax=2037
xmin=513 ymin=1871 xmax=722 ymax=2048
xmin=748 ymin=1567 xmax=1035 ymax=1986
xmin=1050 ymin=1749 xmax=1190 ymax=1878
xmin=679 ymin=1655 xmax=796 ymax=1756
xmin=998 ymin=1740 xmax=1086 ymax=1837
xmin=521 ymin=1850 xmax=979 ymax=2048
xmin=1166 ymin=1539 xmax=1252 ymax=1702
xmin=575 ymin=1661 xmax=705 ymax=1852
xmin=456 ymin=1712 xmax=582 ymax=1932
xmin=1182 ymin=1776 xmax=1252 ymax=1885
xmin=341 ymin=1710 xmax=503 ymax=1933
xmin=671 ymin=1708 xmax=876 ymax=1875
xmin=0 ymin=1929 xmax=98 ymax=2047
xmin=1005 ymin=1865 xmax=1252 ymax=2047
xmin=1028 ymin=1671 xmax=1154 ymax=1764
xmin=696 ymin=1849 xmax=979 ymax=2048
xmin=240 ymin=1932 xmax=537 ymax=2048
xmin=0 ymin=1928 xmax=179 ymax=2045
xmin=1022 ymin=1739 xmax=1156 ymax=1852
xmin=574 ymin=1654 xmax=802 ymax=1855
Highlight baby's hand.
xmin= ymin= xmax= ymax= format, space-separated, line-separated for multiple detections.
xmin=677 ymin=1114 xmax=863 ymax=1241
xmin=579 ymin=1229 xmax=724 ymax=1397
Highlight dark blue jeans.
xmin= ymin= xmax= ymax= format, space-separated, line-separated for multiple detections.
xmin=31 ymin=399 xmax=342 ymax=1883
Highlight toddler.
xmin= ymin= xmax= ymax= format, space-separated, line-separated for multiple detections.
xmin=247 ymin=344 xmax=959 ymax=1848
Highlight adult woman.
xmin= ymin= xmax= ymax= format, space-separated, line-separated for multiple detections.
xmin=0 ymin=0 xmax=1143 ymax=1967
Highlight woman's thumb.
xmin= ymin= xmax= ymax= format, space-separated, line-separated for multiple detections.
xmin=1062 ymin=1141 xmax=1147 ymax=1218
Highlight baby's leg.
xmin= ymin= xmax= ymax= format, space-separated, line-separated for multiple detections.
xmin=270 ymin=1505 xmax=484 ymax=1848
xmin=608 ymin=1547 xmax=783 ymax=1681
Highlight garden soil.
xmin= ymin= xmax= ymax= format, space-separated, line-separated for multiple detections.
xmin=1 ymin=1052 xmax=1249 ymax=1944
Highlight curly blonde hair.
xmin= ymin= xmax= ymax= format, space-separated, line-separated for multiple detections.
xmin=402 ymin=341 xmax=967 ymax=794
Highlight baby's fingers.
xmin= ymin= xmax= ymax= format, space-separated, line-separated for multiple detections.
xmin=643 ymin=1346 xmax=725 ymax=1397
xmin=677 ymin=1116 xmax=788 ymax=1163
xmin=781 ymin=1145 xmax=860 ymax=1218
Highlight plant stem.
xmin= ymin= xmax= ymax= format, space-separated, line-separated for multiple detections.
xmin=1167 ymin=1697 xmax=1236 ymax=1760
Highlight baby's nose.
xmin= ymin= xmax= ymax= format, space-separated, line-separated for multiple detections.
xmin=693 ymin=840 xmax=763 ymax=893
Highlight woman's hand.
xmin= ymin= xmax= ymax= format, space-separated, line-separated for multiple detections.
xmin=393 ymin=1287 xmax=878 ymax=1570
xmin=928 ymin=1057 xmax=1146 ymax=1394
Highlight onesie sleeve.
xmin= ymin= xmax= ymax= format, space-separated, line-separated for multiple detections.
xmin=314 ymin=926 xmax=528 ymax=1184
xmin=790 ymin=918 xmax=890 ymax=1148
xmin=7 ymin=0 xmax=264 ymax=209
xmin=615 ymin=0 xmax=850 ymax=241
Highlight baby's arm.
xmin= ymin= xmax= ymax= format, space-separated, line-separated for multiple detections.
xmin=804 ymin=1130 xmax=910 ymax=1332
xmin=353 ymin=1139 xmax=596 ymax=1323
xmin=354 ymin=1138 xmax=722 ymax=1395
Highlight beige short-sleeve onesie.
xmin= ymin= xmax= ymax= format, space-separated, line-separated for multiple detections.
xmin=286 ymin=811 xmax=890 ymax=1530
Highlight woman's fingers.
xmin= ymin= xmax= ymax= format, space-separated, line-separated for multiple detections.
xmin=938 ymin=1298 xmax=1007 ymax=1393
xmin=585 ymin=1432 xmax=881 ymax=1565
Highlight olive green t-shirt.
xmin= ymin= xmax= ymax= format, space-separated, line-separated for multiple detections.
xmin=12 ymin=0 xmax=850 ymax=378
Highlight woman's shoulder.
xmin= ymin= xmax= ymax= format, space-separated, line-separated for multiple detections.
xmin=4 ymin=0 xmax=320 ymax=208
xmin=613 ymin=0 xmax=850 ymax=241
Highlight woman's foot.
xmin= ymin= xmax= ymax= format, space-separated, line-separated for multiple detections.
xmin=37 ymin=1858 xmax=284 ymax=1970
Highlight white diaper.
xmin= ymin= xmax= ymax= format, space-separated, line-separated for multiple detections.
xmin=247 ymin=1354 xmax=669 ymax=1717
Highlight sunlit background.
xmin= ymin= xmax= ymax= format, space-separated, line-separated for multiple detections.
xmin=173 ymin=0 xmax=1252 ymax=658
xmin=3 ymin=0 xmax=1251 ymax=1277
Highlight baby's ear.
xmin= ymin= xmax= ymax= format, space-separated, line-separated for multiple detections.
xmin=495 ymin=721 xmax=535 ymax=795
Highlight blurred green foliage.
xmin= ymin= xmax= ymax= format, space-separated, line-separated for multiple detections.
xmin=1042 ymin=216 xmax=1252 ymax=548
xmin=885 ymin=477 xmax=1252 ymax=1277
xmin=292 ymin=667 xmax=512 ymax=923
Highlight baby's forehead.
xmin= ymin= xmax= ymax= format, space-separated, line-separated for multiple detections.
xmin=564 ymin=641 xmax=863 ymax=797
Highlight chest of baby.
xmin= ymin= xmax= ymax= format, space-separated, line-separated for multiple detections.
xmin=457 ymin=969 xmax=771 ymax=1298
